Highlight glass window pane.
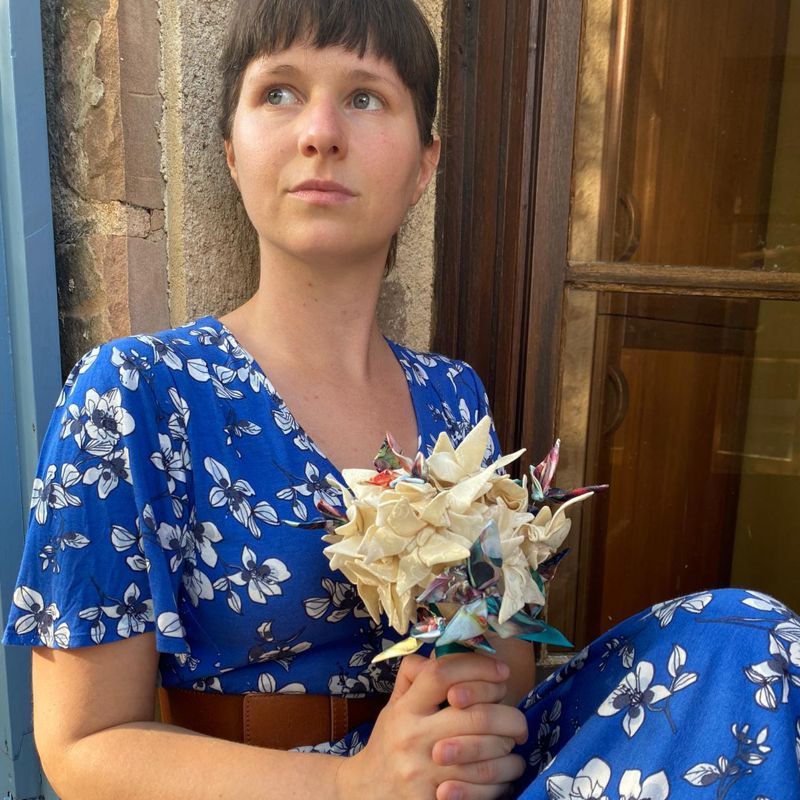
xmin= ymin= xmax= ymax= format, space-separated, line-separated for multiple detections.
xmin=570 ymin=0 xmax=800 ymax=272
xmin=559 ymin=290 xmax=800 ymax=647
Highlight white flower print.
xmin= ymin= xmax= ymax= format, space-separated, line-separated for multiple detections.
xmin=743 ymin=633 xmax=796 ymax=710
xmin=188 ymin=513 xmax=222 ymax=568
xmin=328 ymin=672 xmax=370 ymax=697
xmin=684 ymin=723 xmax=771 ymax=793
xmin=304 ymin=578 xmax=370 ymax=623
xmin=546 ymin=756 xmax=611 ymax=800
xmin=205 ymin=456 xmax=260 ymax=537
xmin=665 ymin=643 xmax=699 ymax=697
xmin=348 ymin=621 xmax=396 ymax=669
xmin=795 ymin=718 xmax=799 ymax=769
xmin=223 ymin=407 xmax=262 ymax=447
xmin=329 ymin=730 xmax=366 ymax=756
xmin=111 ymin=522 xmax=149 ymax=572
xmin=38 ymin=529 xmax=90 ymax=573
xmin=100 ymin=582 xmax=154 ymax=637
xmin=257 ymin=673 xmax=306 ymax=694
xmin=79 ymin=387 xmax=135 ymax=455
xmin=428 ymin=398 xmax=474 ymax=450
xmin=57 ymin=345 xmax=100 ymax=407
xmin=273 ymin=406 xmax=297 ymax=435
xmin=293 ymin=462 xmax=340 ymax=508
xmin=212 ymin=575 xmax=243 ymax=615
xmin=398 ymin=355 xmax=428 ymax=387
xmin=247 ymin=621 xmax=311 ymax=669
xmin=157 ymin=611 xmax=186 ymax=639
xmin=445 ymin=362 xmax=465 ymax=393
xmin=361 ymin=657 xmax=398 ymax=695
xmin=186 ymin=357 xmax=211 ymax=383
xmin=193 ymin=677 xmax=223 ymax=692
xmin=775 ymin=616 xmax=800 ymax=647
xmin=292 ymin=430 xmax=325 ymax=458
xmin=167 ymin=387 xmax=191 ymax=443
xmin=647 ymin=591 xmax=713 ymax=628
xmin=527 ymin=699 xmax=561 ymax=774
xmin=618 ymin=770 xmax=669 ymax=800
xmin=137 ymin=334 xmax=186 ymax=371
xmin=111 ymin=347 xmax=151 ymax=391
xmin=190 ymin=324 xmax=228 ymax=350
xmin=182 ymin=554 xmax=215 ymax=607
xmin=52 ymin=621 xmax=71 ymax=648
xmin=12 ymin=586 xmax=69 ymax=647
xmin=30 ymin=463 xmax=82 ymax=524
xmin=742 ymin=591 xmax=790 ymax=616
xmin=157 ymin=522 xmax=193 ymax=573
xmin=78 ymin=605 xmax=107 ymax=644
xmin=597 ymin=661 xmax=671 ymax=737
xmin=211 ymin=363 xmax=245 ymax=400
xmin=150 ymin=433 xmax=189 ymax=493
xmin=293 ymin=730 xmax=365 ymax=756
xmin=228 ymin=546 xmax=291 ymax=604
xmin=82 ymin=447 xmax=132 ymax=498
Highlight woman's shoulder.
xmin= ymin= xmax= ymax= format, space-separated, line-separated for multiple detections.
xmin=386 ymin=338 xmax=488 ymax=400
xmin=58 ymin=316 xmax=234 ymax=407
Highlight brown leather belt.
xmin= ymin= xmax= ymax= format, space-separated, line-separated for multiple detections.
xmin=159 ymin=687 xmax=389 ymax=750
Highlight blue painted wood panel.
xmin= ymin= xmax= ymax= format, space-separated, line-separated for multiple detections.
xmin=0 ymin=0 xmax=61 ymax=797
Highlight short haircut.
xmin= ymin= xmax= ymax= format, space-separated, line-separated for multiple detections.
xmin=219 ymin=0 xmax=440 ymax=146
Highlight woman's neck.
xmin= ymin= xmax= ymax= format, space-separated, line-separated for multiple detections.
xmin=222 ymin=246 xmax=389 ymax=382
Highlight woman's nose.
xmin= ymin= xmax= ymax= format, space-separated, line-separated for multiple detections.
xmin=297 ymin=99 xmax=347 ymax=159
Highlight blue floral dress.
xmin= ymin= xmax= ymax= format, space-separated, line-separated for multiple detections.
xmin=4 ymin=317 xmax=800 ymax=796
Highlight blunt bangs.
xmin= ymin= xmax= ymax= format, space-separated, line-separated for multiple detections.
xmin=219 ymin=0 xmax=439 ymax=146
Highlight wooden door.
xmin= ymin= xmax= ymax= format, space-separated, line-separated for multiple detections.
xmin=437 ymin=0 xmax=800 ymax=665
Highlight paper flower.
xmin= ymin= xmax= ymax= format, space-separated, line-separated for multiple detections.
xmin=318 ymin=416 xmax=606 ymax=659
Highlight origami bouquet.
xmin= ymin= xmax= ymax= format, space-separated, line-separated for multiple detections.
xmin=314 ymin=417 xmax=605 ymax=661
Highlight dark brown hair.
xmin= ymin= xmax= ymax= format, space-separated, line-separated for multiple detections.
xmin=219 ymin=0 xmax=440 ymax=146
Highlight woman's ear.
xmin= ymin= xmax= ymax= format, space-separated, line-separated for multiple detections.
xmin=224 ymin=139 xmax=239 ymax=187
xmin=410 ymin=134 xmax=441 ymax=206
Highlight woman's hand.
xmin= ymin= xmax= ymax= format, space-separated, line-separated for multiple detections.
xmin=337 ymin=654 xmax=527 ymax=800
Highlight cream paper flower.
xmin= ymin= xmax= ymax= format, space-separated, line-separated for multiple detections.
xmin=323 ymin=418 xmax=531 ymax=632
xmin=323 ymin=416 xmax=594 ymax=633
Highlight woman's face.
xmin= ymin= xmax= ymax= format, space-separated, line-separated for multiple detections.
xmin=225 ymin=42 xmax=440 ymax=268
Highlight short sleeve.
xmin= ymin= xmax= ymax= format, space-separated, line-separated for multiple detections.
xmin=2 ymin=342 xmax=192 ymax=654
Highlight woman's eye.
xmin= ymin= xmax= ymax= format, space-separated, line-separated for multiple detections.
xmin=351 ymin=91 xmax=383 ymax=111
xmin=266 ymin=87 xmax=298 ymax=106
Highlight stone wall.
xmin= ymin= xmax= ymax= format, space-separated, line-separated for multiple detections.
xmin=42 ymin=0 xmax=169 ymax=372
xmin=42 ymin=0 xmax=445 ymax=373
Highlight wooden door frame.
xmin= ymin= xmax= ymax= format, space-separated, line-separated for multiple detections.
xmin=434 ymin=0 xmax=584 ymax=466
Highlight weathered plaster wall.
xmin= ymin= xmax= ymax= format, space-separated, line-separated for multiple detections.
xmin=41 ymin=0 xmax=168 ymax=373
xmin=159 ymin=0 xmax=260 ymax=327
xmin=160 ymin=0 xmax=444 ymax=351
xmin=378 ymin=0 xmax=443 ymax=351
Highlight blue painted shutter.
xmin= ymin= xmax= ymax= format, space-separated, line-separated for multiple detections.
xmin=1 ymin=1 xmax=61 ymax=797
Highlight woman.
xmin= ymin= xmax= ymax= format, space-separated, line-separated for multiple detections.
xmin=5 ymin=1 xmax=800 ymax=798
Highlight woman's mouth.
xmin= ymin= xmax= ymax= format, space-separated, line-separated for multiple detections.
xmin=289 ymin=179 xmax=357 ymax=206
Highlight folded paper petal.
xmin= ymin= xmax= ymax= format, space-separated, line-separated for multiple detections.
xmin=321 ymin=417 xmax=590 ymax=652
xmin=372 ymin=636 xmax=423 ymax=663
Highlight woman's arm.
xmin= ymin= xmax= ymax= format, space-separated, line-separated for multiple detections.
xmin=484 ymin=636 xmax=536 ymax=707
xmin=33 ymin=634 xmax=527 ymax=800
xmin=33 ymin=635 xmax=345 ymax=799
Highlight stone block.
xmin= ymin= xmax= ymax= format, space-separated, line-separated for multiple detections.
xmin=122 ymin=91 xmax=164 ymax=209
xmin=56 ymin=233 xmax=130 ymax=369
xmin=127 ymin=236 xmax=170 ymax=334
xmin=118 ymin=0 xmax=160 ymax=93
xmin=119 ymin=0 xmax=164 ymax=209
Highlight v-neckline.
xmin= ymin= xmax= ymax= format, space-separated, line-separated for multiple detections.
xmin=199 ymin=315 xmax=425 ymax=480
